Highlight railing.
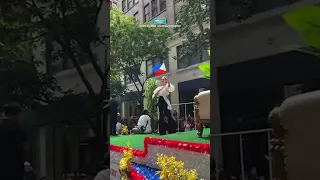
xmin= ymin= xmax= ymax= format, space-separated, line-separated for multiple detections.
xmin=171 ymin=102 xmax=196 ymax=132
xmin=211 ymin=128 xmax=273 ymax=180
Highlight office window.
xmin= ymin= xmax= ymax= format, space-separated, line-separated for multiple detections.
xmin=144 ymin=4 xmax=150 ymax=22
xmin=151 ymin=0 xmax=158 ymax=17
xmin=160 ymin=0 xmax=166 ymax=12
xmin=176 ymin=45 xmax=209 ymax=69
xmin=134 ymin=11 xmax=139 ymax=22
xmin=133 ymin=0 xmax=138 ymax=4
xmin=122 ymin=0 xmax=127 ymax=12
xmin=125 ymin=74 xmax=135 ymax=84
xmin=128 ymin=0 xmax=133 ymax=9
xmin=146 ymin=58 xmax=169 ymax=77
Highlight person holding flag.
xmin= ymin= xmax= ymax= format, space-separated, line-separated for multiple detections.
xmin=152 ymin=76 xmax=176 ymax=135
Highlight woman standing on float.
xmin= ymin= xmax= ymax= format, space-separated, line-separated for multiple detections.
xmin=152 ymin=76 xmax=176 ymax=135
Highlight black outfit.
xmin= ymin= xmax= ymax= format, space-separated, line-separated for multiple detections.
xmin=110 ymin=98 xmax=118 ymax=136
xmin=158 ymin=96 xmax=176 ymax=135
xmin=0 ymin=119 xmax=26 ymax=180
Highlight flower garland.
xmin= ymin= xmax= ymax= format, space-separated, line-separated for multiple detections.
xmin=119 ymin=141 xmax=133 ymax=180
xmin=122 ymin=125 xmax=129 ymax=135
xmin=110 ymin=137 xmax=210 ymax=157
xmin=156 ymin=154 xmax=198 ymax=180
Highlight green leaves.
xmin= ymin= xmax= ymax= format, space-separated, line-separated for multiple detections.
xmin=175 ymin=0 xmax=210 ymax=66
xmin=110 ymin=67 xmax=127 ymax=97
xmin=144 ymin=78 xmax=159 ymax=120
xmin=283 ymin=6 xmax=320 ymax=47
xmin=198 ymin=62 xmax=210 ymax=79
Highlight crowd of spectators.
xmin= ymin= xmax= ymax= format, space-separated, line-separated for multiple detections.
xmin=117 ymin=111 xmax=196 ymax=133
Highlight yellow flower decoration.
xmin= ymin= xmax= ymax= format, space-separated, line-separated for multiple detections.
xmin=156 ymin=154 xmax=198 ymax=180
xmin=122 ymin=125 xmax=129 ymax=135
xmin=119 ymin=141 xmax=133 ymax=180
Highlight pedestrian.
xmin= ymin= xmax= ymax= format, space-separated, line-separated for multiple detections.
xmin=152 ymin=76 xmax=176 ymax=135
xmin=110 ymin=94 xmax=118 ymax=136
xmin=116 ymin=120 xmax=122 ymax=135
xmin=0 ymin=102 xmax=27 ymax=180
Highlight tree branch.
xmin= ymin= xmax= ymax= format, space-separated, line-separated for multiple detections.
xmin=56 ymin=38 xmax=97 ymax=100
xmin=94 ymin=0 xmax=105 ymax=25
xmin=74 ymin=39 xmax=105 ymax=80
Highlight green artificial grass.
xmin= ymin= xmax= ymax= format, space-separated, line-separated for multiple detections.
xmin=110 ymin=128 xmax=210 ymax=149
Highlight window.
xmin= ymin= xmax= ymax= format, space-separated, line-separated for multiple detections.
xmin=128 ymin=0 xmax=133 ymax=9
xmin=125 ymin=74 xmax=134 ymax=84
xmin=176 ymin=45 xmax=209 ymax=69
xmin=151 ymin=0 xmax=158 ymax=17
xmin=133 ymin=0 xmax=138 ymax=4
xmin=160 ymin=0 xmax=166 ymax=12
xmin=144 ymin=4 xmax=150 ymax=22
xmin=122 ymin=0 xmax=127 ymax=12
xmin=146 ymin=58 xmax=169 ymax=77
xmin=134 ymin=11 xmax=139 ymax=22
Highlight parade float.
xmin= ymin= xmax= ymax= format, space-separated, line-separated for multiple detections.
xmin=110 ymin=129 xmax=210 ymax=180
xmin=110 ymin=50 xmax=211 ymax=179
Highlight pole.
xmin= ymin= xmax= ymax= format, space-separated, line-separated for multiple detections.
xmin=267 ymin=131 xmax=273 ymax=180
xmin=239 ymin=134 xmax=245 ymax=180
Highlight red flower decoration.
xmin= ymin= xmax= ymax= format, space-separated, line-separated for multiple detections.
xmin=110 ymin=137 xmax=210 ymax=156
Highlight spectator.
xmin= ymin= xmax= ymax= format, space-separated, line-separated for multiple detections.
xmin=116 ymin=120 xmax=122 ymax=135
xmin=110 ymin=95 xmax=118 ymax=136
xmin=184 ymin=120 xmax=192 ymax=131
xmin=132 ymin=110 xmax=152 ymax=134
xmin=0 ymin=102 xmax=27 ymax=180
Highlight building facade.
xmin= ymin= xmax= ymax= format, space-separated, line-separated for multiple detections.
xmin=118 ymin=0 xmax=210 ymax=117
xmin=118 ymin=0 xmax=320 ymax=119
xmin=32 ymin=1 xmax=109 ymax=179
xmin=117 ymin=0 xmax=320 ymax=175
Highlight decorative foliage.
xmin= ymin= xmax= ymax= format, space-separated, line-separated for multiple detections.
xmin=122 ymin=125 xmax=129 ymax=135
xmin=119 ymin=141 xmax=134 ymax=180
xmin=144 ymin=78 xmax=159 ymax=120
xmin=198 ymin=50 xmax=210 ymax=79
xmin=156 ymin=154 xmax=198 ymax=180
xmin=283 ymin=6 xmax=320 ymax=57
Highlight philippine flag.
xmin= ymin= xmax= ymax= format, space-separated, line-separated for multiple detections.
xmin=152 ymin=63 xmax=167 ymax=76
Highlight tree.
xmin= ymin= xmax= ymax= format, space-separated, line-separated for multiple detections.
xmin=174 ymin=0 xmax=210 ymax=66
xmin=0 ymin=15 xmax=61 ymax=109
xmin=1 ymin=0 xmax=109 ymax=141
xmin=0 ymin=61 xmax=61 ymax=109
xmin=110 ymin=67 xmax=127 ymax=97
xmin=110 ymin=7 xmax=170 ymax=108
